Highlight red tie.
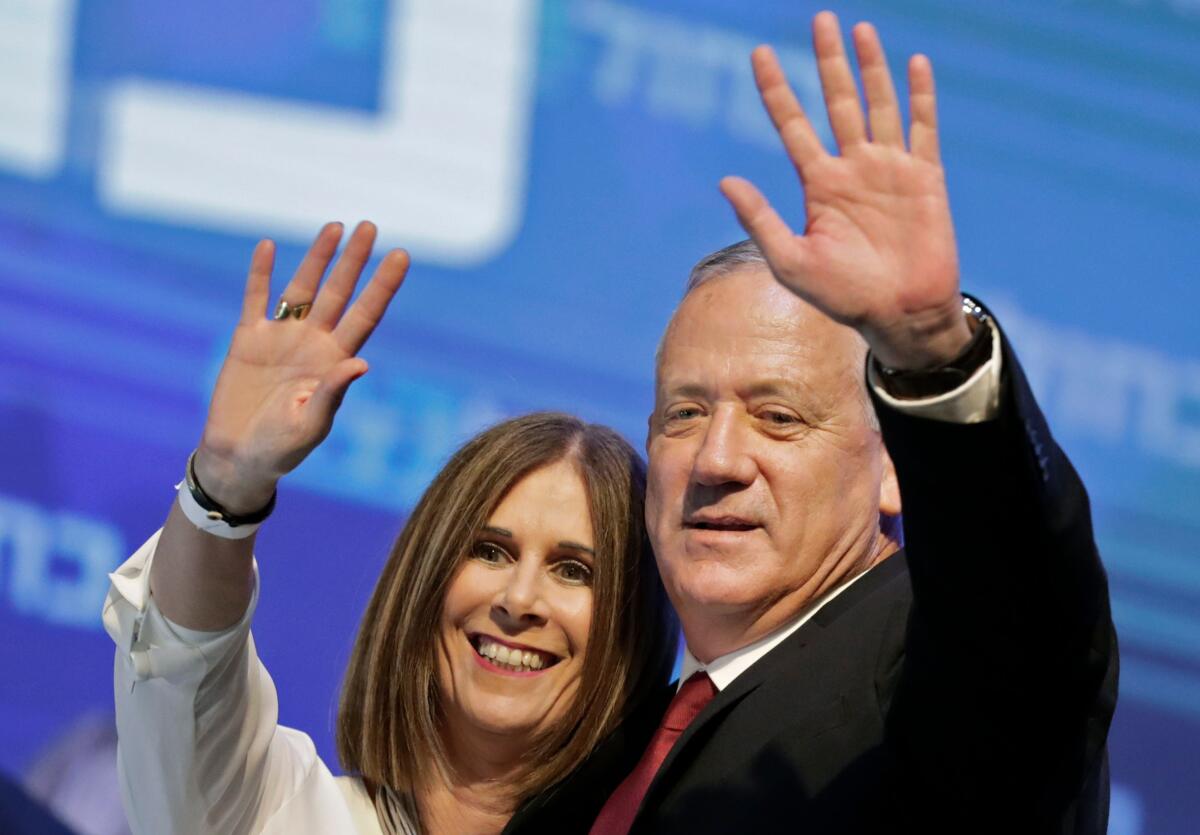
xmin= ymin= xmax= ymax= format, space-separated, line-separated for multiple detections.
xmin=590 ymin=671 xmax=717 ymax=835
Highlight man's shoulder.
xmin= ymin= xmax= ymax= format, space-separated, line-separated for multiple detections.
xmin=815 ymin=549 xmax=911 ymax=625
xmin=725 ymin=551 xmax=914 ymax=709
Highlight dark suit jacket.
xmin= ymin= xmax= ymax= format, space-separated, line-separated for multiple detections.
xmin=506 ymin=327 xmax=1119 ymax=834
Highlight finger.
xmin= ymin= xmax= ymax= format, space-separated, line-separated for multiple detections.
xmin=307 ymin=357 xmax=369 ymax=425
xmin=751 ymin=46 xmax=825 ymax=171
xmin=852 ymin=22 xmax=904 ymax=147
xmin=719 ymin=177 xmax=807 ymax=277
xmin=239 ymin=239 xmax=275 ymax=324
xmin=333 ymin=248 xmax=411 ymax=354
xmin=908 ymin=54 xmax=941 ymax=164
xmin=812 ymin=11 xmax=867 ymax=151
xmin=279 ymin=221 xmax=343 ymax=309
xmin=308 ymin=220 xmax=378 ymax=329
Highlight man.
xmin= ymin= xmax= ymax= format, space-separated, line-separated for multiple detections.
xmin=508 ymin=10 xmax=1116 ymax=834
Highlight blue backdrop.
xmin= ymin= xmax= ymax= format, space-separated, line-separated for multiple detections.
xmin=1 ymin=1 xmax=1197 ymax=832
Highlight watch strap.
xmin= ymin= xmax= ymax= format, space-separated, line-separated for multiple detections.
xmin=873 ymin=296 xmax=993 ymax=400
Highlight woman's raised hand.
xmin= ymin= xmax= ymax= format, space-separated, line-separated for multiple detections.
xmin=195 ymin=221 xmax=409 ymax=513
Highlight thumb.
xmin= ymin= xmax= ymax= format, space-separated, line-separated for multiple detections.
xmin=719 ymin=176 xmax=797 ymax=258
xmin=309 ymin=357 xmax=369 ymax=420
xmin=719 ymin=175 xmax=821 ymax=303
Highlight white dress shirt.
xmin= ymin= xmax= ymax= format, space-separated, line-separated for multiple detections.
xmin=677 ymin=568 xmax=867 ymax=691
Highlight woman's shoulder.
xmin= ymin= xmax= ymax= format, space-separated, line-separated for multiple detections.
xmin=333 ymin=775 xmax=386 ymax=833
xmin=333 ymin=775 xmax=424 ymax=835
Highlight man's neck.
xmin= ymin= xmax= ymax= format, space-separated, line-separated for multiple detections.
xmin=680 ymin=542 xmax=898 ymax=664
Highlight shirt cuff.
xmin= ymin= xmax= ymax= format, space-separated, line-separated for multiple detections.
xmin=103 ymin=529 xmax=260 ymax=687
xmin=867 ymin=318 xmax=1003 ymax=424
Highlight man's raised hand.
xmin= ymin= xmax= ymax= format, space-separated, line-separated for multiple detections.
xmin=195 ymin=221 xmax=409 ymax=513
xmin=720 ymin=11 xmax=971 ymax=371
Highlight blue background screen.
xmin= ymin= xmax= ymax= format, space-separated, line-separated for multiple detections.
xmin=1 ymin=2 xmax=1197 ymax=832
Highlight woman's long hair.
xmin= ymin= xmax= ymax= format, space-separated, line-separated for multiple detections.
xmin=337 ymin=412 xmax=677 ymax=812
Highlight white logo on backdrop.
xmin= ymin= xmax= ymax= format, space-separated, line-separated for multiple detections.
xmin=0 ymin=0 xmax=539 ymax=266
xmin=98 ymin=0 xmax=539 ymax=266
xmin=0 ymin=0 xmax=76 ymax=177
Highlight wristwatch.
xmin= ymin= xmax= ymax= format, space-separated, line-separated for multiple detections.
xmin=873 ymin=295 xmax=993 ymax=400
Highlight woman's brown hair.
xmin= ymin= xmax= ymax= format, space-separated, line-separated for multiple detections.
xmin=337 ymin=412 xmax=677 ymax=807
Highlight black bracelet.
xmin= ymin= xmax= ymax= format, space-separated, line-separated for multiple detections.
xmin=185 ymin=450 xmax=276 ymax=527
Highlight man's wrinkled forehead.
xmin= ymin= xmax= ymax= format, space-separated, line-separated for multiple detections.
xmin=656 ymin=267 xmax=865 ymax=393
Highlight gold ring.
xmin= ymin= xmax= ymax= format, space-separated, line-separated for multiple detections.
xmin=273 ymin=300 xmax=312 ymax=321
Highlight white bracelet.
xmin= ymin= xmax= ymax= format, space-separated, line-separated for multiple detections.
xmin=175 ymin=479 xmax=263 ymax=540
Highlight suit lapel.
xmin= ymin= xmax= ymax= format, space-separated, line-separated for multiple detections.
xmin=632 ymin=551 xmax=909 ymax=825
xmin=633 ymin=626 xmax=809 ymax=818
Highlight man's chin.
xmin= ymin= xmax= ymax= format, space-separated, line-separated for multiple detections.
xmin=667 ymin=559 xmax=769 ymax=611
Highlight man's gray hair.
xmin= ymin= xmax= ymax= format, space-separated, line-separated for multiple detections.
xmin=684 ymin=239 xmax=768 ymax=298
xmin=666 ymin=238 xmax=881 ymax=432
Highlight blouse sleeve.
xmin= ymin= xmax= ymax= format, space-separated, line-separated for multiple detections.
xmin=102 ymin=530 xmax=326 ymax=835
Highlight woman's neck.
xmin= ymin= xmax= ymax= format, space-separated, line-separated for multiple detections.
xmin=415 ymin=725 xmax=528 ymax=835
xmin=417 ymin=775 xmax=514 ymax=835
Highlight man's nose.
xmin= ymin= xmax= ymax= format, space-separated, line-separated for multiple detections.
xmin=494 ymin=560 xmax=548 ymax=626
xmin=691 ymin=408 xmax=756 ymax=487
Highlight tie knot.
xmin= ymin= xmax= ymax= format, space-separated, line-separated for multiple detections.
xmin=662 ymin=671 xmax=717 ymax=732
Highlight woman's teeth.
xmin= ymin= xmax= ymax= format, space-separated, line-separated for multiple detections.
xmin=476 ymin=637 xmax=550 ymax=671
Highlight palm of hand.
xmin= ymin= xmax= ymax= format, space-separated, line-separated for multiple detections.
xmin=721 ymin=16 xmax=970 ymax=368
xmin=796 ymin=147 xmax=959 ymax=336
xmin=204 ymin=321 xmax=350 ymax=476
xmin=195 ymin=222 xmax=408 ymax=499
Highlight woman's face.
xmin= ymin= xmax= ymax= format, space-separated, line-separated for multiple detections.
xmin=438 ymin=458 xmax=595 ymax=744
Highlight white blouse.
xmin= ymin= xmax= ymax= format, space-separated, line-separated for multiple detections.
xmin=103 ymin=531 xmax=395 ymax=835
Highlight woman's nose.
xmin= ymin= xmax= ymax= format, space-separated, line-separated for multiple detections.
xmin=494 ymin=561 xmax=546 ymax=625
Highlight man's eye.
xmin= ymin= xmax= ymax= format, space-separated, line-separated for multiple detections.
xmin=668 ymin=407 xmax=700 ymax=420
xmin=471 ymin=542 xmax=509 ymax=564
xmin=552 ymin=560 xmax=593 ymax=586
xmin=764 ymin=411 xmax=799 ymax=425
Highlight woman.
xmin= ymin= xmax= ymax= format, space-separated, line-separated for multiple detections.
xmin=102 ymin=221 xmax=676 ymax=834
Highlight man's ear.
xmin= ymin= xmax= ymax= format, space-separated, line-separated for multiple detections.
xmin=878 ymin=444 xmax=902 ymax=518
xmin=645 ymin=413 xmax=653 ymax=454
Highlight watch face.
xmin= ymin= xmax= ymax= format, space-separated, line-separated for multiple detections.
xmin=962 ymin=295 xmax=988 ymax=324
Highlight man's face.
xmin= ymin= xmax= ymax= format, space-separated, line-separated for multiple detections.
xmin=646 ymin=267 xmax=899 ymax=652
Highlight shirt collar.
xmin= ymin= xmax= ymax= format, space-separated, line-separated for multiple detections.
xmin=678 ymin=568 xmax=868 ymax=692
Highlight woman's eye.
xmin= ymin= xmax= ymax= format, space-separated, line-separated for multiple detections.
xmin=552 ymin=560 xmax=593 ymax=586
xmin=471 ymin=542 xmax=508 ymax=564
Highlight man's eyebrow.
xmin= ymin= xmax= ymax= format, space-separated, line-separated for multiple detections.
xmin=742 ymin=380 xmax=803 ymax=398
xmin=659 ymin=382 xmax=709 ymax=399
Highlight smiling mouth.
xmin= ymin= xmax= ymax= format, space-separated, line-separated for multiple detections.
xmin=469 ymin=634 xmax=561 ymax=673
